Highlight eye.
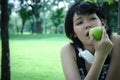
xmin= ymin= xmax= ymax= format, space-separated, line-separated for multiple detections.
xmin=76 ymin=21 xmax=83 ymax=25
xmin=89 ymin=17 xmax=97 ymax=21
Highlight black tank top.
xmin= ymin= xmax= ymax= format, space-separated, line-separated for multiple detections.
xmin=70 ymin=43 xmax=110 ymax=80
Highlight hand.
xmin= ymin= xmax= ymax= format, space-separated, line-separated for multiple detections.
xmin=90 ymin=27 xmax=113 ymax=58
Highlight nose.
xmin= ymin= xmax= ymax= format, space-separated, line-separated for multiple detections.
xmin=84 ymin=22 xmax=92 ymax=29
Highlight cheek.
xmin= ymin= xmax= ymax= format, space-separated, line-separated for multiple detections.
xmin=90 ymin=19 xmax=102 ymax=26
xmin=74 ymin=26 xmax=83 ymax=35
xmin=73 ymin=26 xmax=84 ymax=40
xmin=96 ymin=20 xmax=103 ymax=26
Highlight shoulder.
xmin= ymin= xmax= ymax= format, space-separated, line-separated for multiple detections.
xmin=61 ymin=43 xmax=77 ymax=61
xmin=111 ymin=34 xmax=120 ymax=41
xmin=61 ymin=43 xmax=73 ymax=51
xmin=110 ymin=34 xmax=120 ymax=59
xmin=111 ymin=34 xmax=120 ymax=46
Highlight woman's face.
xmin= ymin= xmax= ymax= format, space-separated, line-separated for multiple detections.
xmin=73 ymin=13 xmax=105 ymax=45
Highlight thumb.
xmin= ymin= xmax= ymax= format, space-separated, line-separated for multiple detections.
xmin=89 ymin=32 xmax=98 ymax=45
xmin=89 ymin=33 xmax=95 ymax=41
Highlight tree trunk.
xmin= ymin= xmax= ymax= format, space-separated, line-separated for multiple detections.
xmin=55 ymin=26 xmax=58 ymax=34
xmin=1 ymin=0 xmax=10 ymax=80
xmin=30 ymin=4 xmax=42 ymax=33
xmin=21 ymin=21 xmax=25 ymax=34
xmin=36 ymin=21 xmax=42 ymax=33
xmin=118 ymin=0 xmax=120 ymax=34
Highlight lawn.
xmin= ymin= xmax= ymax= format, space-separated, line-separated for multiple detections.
xmin=0 ymin=34 xmax=70 ymax=80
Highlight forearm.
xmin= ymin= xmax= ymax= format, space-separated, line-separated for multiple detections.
xmin=85 ymin=52 xmax=107 ymax=80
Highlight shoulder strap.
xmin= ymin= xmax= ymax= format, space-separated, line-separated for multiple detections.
xmin=105 ymin=55 xmax=110 ymax=64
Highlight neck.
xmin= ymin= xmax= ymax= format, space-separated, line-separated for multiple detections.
xmin=84 ymin=45 xmax=95 ymax=55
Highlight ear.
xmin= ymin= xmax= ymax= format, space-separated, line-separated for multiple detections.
xmin=101 ymin=19 xmax=106 ymax=27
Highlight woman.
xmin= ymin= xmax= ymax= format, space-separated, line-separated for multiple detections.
xmin=61 ymin=1 xmax=120 ymax=80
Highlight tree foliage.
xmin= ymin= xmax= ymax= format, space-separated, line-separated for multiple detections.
xmin=5 ymin=0 xmax=119 ymax=34
xmin=18 ymin=6 xmax=33 ymax=33
xmin=50 ymin=8 xmax=65 ymax=33
xmin=83 ymin=0 xmax=118 ymax=32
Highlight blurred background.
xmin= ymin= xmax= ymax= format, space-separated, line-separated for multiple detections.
xmin=0 ymin=0 xmax=120 ymax=80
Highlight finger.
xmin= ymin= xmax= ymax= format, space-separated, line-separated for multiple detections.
xmin=101 ymin=27 xmax=107 ymax=40
xmin=89 ymin=32 xmax=98 ymax=45
xmin=106 ymin=34 xmax=109 ymax=40
xmin=89 ymin=33 xmax=95 ymax=41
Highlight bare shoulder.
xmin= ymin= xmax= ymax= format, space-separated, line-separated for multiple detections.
xmin=61 ymin=43 xmax=73 ymax=51
xmin=111 ymin=34 xmax=120 ymax=44
xmin=61 ymin=43 xmax=76 ymax=60
xmin=110 ymin=35 xmax=120 ymax=55
xmin=61 ymin=43 xmax=74 ymax=53
xmin=110 ymin=34 xmax=120 ymax=62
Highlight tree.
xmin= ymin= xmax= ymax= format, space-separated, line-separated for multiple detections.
xmin=25 ymin=0 xmax=48 ymax=33
xmin=102 ymin=1 xmax=118 ymax=32
xmin=83 ymin=0 xmax=118 ymax=32
xmin=17 ymin=0 xmax=50 ymax=34
xmin=118 ymin=0 xmax=120 ymax=34
xmin=1 ymin=0 xmax=10 ymax=80
xmin=18 ymin=7 xmax=33 ymax=33
xmin=50 ymin=8 xmax=65 ymax=33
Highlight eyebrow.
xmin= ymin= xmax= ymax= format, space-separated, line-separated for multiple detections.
xmin=75 ymin=17 xmax=82 ymax=22
xmin=75 ymin=13 xmax=96 ymax=22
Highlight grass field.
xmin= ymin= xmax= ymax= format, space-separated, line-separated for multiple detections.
xmin=0 ymin=34 xmax=70 ymax=80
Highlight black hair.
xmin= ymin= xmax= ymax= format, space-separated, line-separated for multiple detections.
xmin=75 ymin=2 xmax=105 ymax=19
xmin=64 ymin=1 xmax=112 ymax=49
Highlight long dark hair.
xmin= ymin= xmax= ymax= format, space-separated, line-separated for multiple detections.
xmin=64 ymin=1 xmax=112 ymax=49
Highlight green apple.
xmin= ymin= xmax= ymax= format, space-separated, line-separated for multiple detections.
xmin=89 ymin=27 xmax=102 ymax=40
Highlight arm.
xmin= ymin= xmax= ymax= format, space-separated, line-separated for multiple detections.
xmin=61 ymin=43 xmax=112 ymax=80
xmin=85 ymin=28 xmax=113 ymax=80
xmin=61 ymin=44 xmax=81 ymax=80
xmin=84 ymin=52 xmax=108 ymax=80
xmin=61 ymin=29 xmax=113 ymax=80
xmin=106 ymin=35 xmax=120 ymax=80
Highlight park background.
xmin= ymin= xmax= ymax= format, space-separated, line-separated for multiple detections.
xmin=0 ymin=0 xmax=120 ymax=80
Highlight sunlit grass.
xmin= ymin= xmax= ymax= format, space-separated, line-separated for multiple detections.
xmin=0 ymin=34 xmax=70 ymax=80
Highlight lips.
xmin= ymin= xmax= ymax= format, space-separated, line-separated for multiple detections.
xmin=85 ymin=30 xmax=89 ymax=37
xmin=86 ymin=32 xmax=89 ymax=36
xmin=85 ymin=30 xmax=91 ymax=39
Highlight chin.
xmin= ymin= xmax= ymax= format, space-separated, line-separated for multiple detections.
xmin=87 ymin=40 xmax=94 ymax=46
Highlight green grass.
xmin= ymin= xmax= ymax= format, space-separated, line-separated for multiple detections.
xmin=0 ymin=34 xmax=70 ymax=80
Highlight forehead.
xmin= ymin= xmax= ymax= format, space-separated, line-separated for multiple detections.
xmin=74 ymin=13 xmax=97 ymax=18
xmin=73 ymin=13 xmax=98 ymax=21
